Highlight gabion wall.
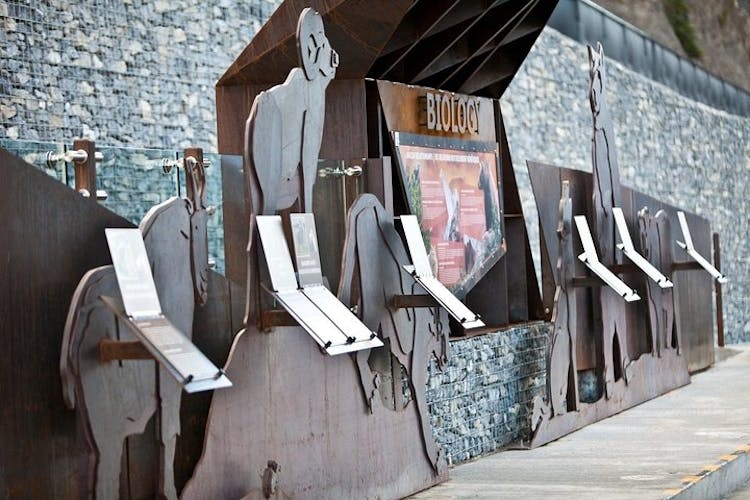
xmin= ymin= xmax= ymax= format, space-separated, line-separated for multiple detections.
xmin=427 ymin=323 xmax=549 ymax=465
xmin=1 ymin=0 xmax=748 ymax=467
xmin=0 ymin=0 xmax=278 ymax=147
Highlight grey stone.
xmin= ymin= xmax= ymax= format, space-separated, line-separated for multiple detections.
xmin=427 ymin=322 xmax=551 ymax=466
xmin=46 ymin=51 xmax=61 ymax=64
xmin=1 ymin=104 xmax=17 ymax=120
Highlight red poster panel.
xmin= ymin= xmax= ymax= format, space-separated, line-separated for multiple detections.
xmin=394 ymin=132 xmax=505 ymax=297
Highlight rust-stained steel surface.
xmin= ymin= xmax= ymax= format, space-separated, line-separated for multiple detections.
xmin=219 ymin=0 xmax=556 ymax=97
xmin=0 ymin=147 xmax=133 ymax=498
xmin=588 ymin=42 xmax=633 ymax=398
xmin=244 ymin=8 xmax=337 ymax=216
xmin=216 ymin=0 xmax=559 ymax=154
xmin=340 ymin=194 xmax=450 ymax=473
xmin=61 ymin=158 xmax=211 ymax=498
xmin=182 ymin=320 xmax=447 ymax=499
xmin=527 ymin=44 xmax=714 ymax=448
xmin=242 ymin=7 xmax=339 ymax=327
xmin=546 ymin=181 xmax=579 ymax=416
xmin=526 ymin=162 xmax=704 ymax=446
xmin=638 ymin=208 xmax=678 ymax=357
xmin=184 ymin=8 xmax=450 ymax=495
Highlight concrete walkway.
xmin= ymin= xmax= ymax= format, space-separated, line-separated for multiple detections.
xmin=413 ymin=345 xmax=750 ymax=500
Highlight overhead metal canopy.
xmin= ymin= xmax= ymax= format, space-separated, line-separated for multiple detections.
xmin=218 ymin=0 xmax=559 ymax=98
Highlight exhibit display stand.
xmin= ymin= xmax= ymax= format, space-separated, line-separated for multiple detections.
xmin=0 ymin=2 xmax=727 ymax=499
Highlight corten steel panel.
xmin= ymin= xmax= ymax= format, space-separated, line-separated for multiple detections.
xmin=181 ymin=325 xmax=446 ymax=499
xmin=62 ymin=182 xmax=219 ymax=498
xmin=217 ymin=0 xmax=560 ymax=151
xmin=527 ymin=161 xmax=714 ymax=376
xmin=619 ymin=188 xmax=648 ymax=360
xmin=218 ymin=0 xmax=556 ymax=92
xmin=216 ymin=80 xmax=368 ymax=158
xmin=218 ymin=0 xmax=413 ymax=85
xmin=527 ymin=159 xmax=701 ymax=447
xmin=0 ymin=148 xmax=133 ymax=498
xmin=528 ymin=162 xmax=596 ymax=370
xmin=504 ymin=217 xmax=530 ymax=322
xmin=376 ymin=80 xmax=497 ymax=143
xmin=216 ymin=84 xmax=271 ymax=155
xmin=670 ymin=210 xmax=715 ymax=372
xmin=628 ymin=190 xmax=666 ymax=359
xmin=175 ymin=270 xmax=236 ymax=493
xmin=318 ymin=80 xmax=369 ymax=160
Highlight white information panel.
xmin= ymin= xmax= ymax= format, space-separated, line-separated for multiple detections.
xmin=573 ymin=216 xmax=640 ymax=302
xmin=105 ymin=228 xmax=231 ymax=393
xmin=257 ymin=215 xmax=383 ymax=355
xmin=676 ymin=211 xmax=727 ymax=283
xmin=106 ymin=228 xmax=162 ymax=318
xmin=289 ymin=213 xmax=382 ymax=345
xmin=255 ymin=216 xmax=299 ymax=292
xmin=399 ymin=215 xmax=485 ymax=329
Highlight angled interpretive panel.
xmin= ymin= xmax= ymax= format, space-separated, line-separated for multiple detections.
xmin=289 ymin=213 xmax=383 ymax=347
xmin=106 ymin=228 xmax=232 ymax=393
xmin=676 ymin=211 xmax=728 ymax=283
xmin=573 ymin=216 xmax=640 ymax=302
xmin=256 ymin=215 xmax=382 ymax=354
xmin=399 ymin=215 xmax=485 ymax=329
xmin=612 ymin=207 xmax=673 ymax=288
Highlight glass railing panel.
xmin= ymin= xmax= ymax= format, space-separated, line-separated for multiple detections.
xmin=314 ymin=158 xmax=365 ymax=291
xmin=1 ymin=140 xmax=227 ymax=276
xmin=97 ymin=146 xmax=180 ymax=224
xmin=0 ymin=139 xmax=67 ymax=181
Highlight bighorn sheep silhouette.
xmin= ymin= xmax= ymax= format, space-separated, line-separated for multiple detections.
xmin=60 ymin=159 xmax=209 ymax=499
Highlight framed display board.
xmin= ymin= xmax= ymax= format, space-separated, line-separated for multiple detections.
xmin=392 ymin=131 xmax=505 ymax=297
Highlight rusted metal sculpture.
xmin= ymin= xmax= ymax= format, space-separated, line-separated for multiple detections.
xmin=183 ymin=8 xmax=447 ymax=497
xmin=638 ymin=207 xmax=679 ymax=356
xmin=182 ymin=196 xmax=448 ymax=498
xmin=245 ymin=7 xmax=337 ymax=216
xmin=339 ymin=194 xmax=449 ymax=473
xmin=547 ymin=181 xmax=579 ymax=416
xmin=60 ymin=158 xmax=209 ymax=499
xmin=526 ymin=44 xmax=707 ymax=447
xmin=527 ymin=164 xmax=695 ymax=446
xmin=531 ymin=181 xmax=579 ymax=427
xmin=243 ymin=7 xmax=338 ymax=325
xmin=588 ymin=42 xmax=632 ymax=395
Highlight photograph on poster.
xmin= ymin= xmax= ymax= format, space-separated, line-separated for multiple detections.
xmin=393 ymin=132 xmax=505 ymax=298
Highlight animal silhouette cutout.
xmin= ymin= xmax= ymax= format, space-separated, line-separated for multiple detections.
xmin=638 ymin=207 xmax=679 ymax=356
xmin=60 ymin=159 xmax=209 ymax=499
xmin=338 ymin=194 xmax=449 ymax=473
xmin=547 ymin=182 xmax=579 ymax=415
xmin=588 ymin=42 xmax=632 ymax=397
xmin=243 ymin=7 xmax=338 ymax=324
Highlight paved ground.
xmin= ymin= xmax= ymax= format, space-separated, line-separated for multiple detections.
xmin=727 ymin=480 xmax=750 ymax=500
xmin=412 ymin=345 xmax=750 ymax=499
